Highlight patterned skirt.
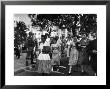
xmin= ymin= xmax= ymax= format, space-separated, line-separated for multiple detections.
xmin=51 ymin=52 xmax=61 ymax=66
xmin=69 ymin=55 xmax=78 ymax=66
xmin=37 ymin=60 xmax=52 ymax=73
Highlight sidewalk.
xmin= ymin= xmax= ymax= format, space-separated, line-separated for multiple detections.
xmin=14 ymin=53 xmax=38 ymax=75
xmin=14 ymin=53 xmax=27 ymax=74
xmin=14 ymin=54 xmax=87 ymax=76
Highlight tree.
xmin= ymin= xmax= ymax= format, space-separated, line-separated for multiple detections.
xmin=14 ymin=21 xmax=27 ymax=47
xmin=28 ymin=14 xmax=97 ymax=37
xmin=80 ymin=14 xmax=97 ymax=34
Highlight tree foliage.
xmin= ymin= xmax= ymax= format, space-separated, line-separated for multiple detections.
xmin=28 ymin=14 xmax=97 ymax=36
xmin=14 ymin=21 xmax=27 ymax=47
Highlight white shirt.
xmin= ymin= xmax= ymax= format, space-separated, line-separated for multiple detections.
xmin=38 ymin=41 xmax=50 ymax=60
xmin=45 ymin=38 xmax=50 ymax=46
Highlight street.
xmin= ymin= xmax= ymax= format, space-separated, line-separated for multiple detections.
xmin=14 ymin=53 xmax=89 ymax=76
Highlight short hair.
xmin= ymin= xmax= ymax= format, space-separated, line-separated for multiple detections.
xmin=29 ymin=32 xmax=33 ymax=36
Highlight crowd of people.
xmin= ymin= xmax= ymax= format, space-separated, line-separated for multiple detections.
xmin=14 ymin=31 xmax=97 ymax=76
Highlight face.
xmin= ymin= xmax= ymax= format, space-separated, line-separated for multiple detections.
xmin=54 ymin=39 xmax=57 ymax=44
xmin=41 ymin=37 xmax=45 ymax=42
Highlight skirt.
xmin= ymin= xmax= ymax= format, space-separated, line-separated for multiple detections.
xmin=77 ymin=51 xmax=83 ymax=65
xmin=69 ymin=52 xmax=78 ymax=66
xmin=37 ymin=60 xmax=51 ymax=73
xmin=38 ymin=53 xmax=50 ymax=60
xmin=51 ymin=52 xmax=61 ymax=66
xmin=37 ymin=53 xmax=51 ymax=73
xmin=77 ymin=51 xmax=89 ymax=65
xmin=68 ymin=48 xmax=78 ymax=65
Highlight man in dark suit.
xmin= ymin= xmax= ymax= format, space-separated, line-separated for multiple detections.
xmin=26 ymin=32 xmax=35 ymax=66
xmin=87 ymin=38 xmax=97 ymax=75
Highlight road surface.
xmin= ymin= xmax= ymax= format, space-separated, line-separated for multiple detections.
xmin=14 ymin=53 xmax=90 ymax=76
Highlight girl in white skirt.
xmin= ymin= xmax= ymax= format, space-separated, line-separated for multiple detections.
xmin=37 ymin=35 xmax=51 ymax=74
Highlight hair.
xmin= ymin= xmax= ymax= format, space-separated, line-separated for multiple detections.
xmin=29 ymin=32 xmax=33 ymax=36
xmin=53 ymin=37 xmax=57 ymax=44
xmin=45 ymin=33 xmax=49 ymax=38
xmin=41 ymin=35 xmax=47 ymax=43
xmin=75 ymin=42 xmax=82 ymax=51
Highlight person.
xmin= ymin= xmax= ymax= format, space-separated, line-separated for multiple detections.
xmin=61 ymin=37 xmax=66 ymax=56
xmin=37 ymin=35 xmax=52 ymax=75
xmin=77 ymin=35 xmax=95 ymax=76
xmin=45 ymin=33 xmax=51 ymax=45
xmin=56 ymin=36 xmax=62 ymax=56
xmin=51 ymin=37 xmax=61 ymax=71
xmin=68 ymin=38 xmax=79 ymax=75
xmin=80 ymin=34 xmax=89 ymax=46
xmin=87 ymin=35 xmax=97 ymax=76
xmin=14 ymin=45 xmax=20 ymax=59
xmin=33 ymin=38 xmax=38 ymax=61
xmin=56 ymin=36 xmax=62 ymax=46
xmin=78 ymin=45 xmax=92 ymax=75
xmin=45 ymin=33 xmax=53 ymax=61
xmin=25 ymin=32 xmax=35 ymax=66
xmin=66 ymin=38 xmax=72 ymax=58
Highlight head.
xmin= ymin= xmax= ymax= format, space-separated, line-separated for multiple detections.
xmin=73 ymin=37 xmax=77 ymax=43
xmin=76 ymin=42 xmax=81 ymax=51
xmin=45 ymin=33 xmax=49 ymax=38
xmin=55 ymin=36 xmax=59 ymax=40
xmin=29 ymin=32 xmax=33 ymax=37
xmin=41 ymin=35 xmax=47 ymax=43
xmin=54 ymin=37 xmax=58 ymax=44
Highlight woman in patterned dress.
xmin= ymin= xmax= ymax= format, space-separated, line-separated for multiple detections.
xmin=51 ymin=37 xmax=61 ymax=71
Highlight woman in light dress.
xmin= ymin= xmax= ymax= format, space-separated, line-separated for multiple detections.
xmin=51 ymin=37 xmax=61 ymax=71
xmin=37 ymin=35 xmax=51 ymax=75
xmin=68 ymin=38 xmax=79 ymax=74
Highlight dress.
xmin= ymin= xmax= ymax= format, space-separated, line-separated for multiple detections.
xmin=77 ymin=47 xmax=89 ymax=65
xmin=68 ymin=42 xmax=78 ymax=66
xmin=51 ymin=43 xmax=61 ymax=66
xmin=77 ymin=37 xmax=89 ymax=65
xmin=37 ymin=41 xmax=51 ymax=73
